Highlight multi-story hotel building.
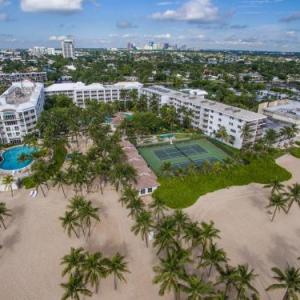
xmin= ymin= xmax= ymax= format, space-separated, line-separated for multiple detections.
xmin=0 ymin=72 xmax=47 ymax=84
xmin=45 ymin=81 xmax=143 ymax=108
xmin=0 ymin=81 xmax=45 ymax=144
xmin=62 ymin=39 xmax=75 ymax=59
xmin=141 ymin=86 xmax=267 ymax=149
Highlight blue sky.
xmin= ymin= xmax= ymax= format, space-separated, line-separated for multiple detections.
xmin=0 ymin=0 xmax=300 ymax=51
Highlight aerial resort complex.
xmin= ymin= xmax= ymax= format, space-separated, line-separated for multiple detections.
xmin=1 ymin=6 xmax=300 ymax=298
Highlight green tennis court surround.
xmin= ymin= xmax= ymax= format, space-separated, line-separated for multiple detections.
xmin=138 ymin=139 xmax=229 ymax=175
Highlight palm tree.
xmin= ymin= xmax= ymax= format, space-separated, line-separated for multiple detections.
xmin=264 ymin=179 xmax=285 ymax=195
xmin=161 ymin=162 xmax=173 ymax=177
xmin=235 ymin=264 xmax=258 ymax=299
xmin=153 ymin=251 xmax=186 ymax=300
xmin=285 ymin=183 xmax=300 ymax=213
xmin=172 ymin=210 xmax=191 ymax=242
xmin=77 ymin=200 xmax=100 ymax=238
xmin=216 ymin=126 xmax=230 ymax=143
xmin=149 ymin=196 xmax=169 ymax=223
xmin=264 ymin=129 xmax=278 ymax=148
xmin=61 ymin=271 xmax=92 ymax=300
xmin=0 ymin=202 xmax=12 ymax=230
xmin=199 ymin=221 xmax=220 ymax=262
xmin=61 ymin=247 xmax=86 ymax=277
xmin=82 ymin=252 xmax=108 ymax=293
xmin=119 ymin=186 xmax=138 ymax=207
xmin=182 ymin=275 xmax=215 ymax=300
xmin=241 ymin=123 xmax=253 ymax=148
xmin=110 ymin=163 xmax=137 ymax=191
xmin=153 ymin=216 xmax=178 ymax=255
xmin=267 ymin=193 xmax=288 ymax=222
xmin=2 ymin=175 xmax=14 ymax=197
xmin=52 ymin=170 xmax=68 ymax=198
xmin=183 ymin=221 xmax=202 ymax=250
xmin=60 ymin=211 xmax=80 ymax=238
xmin=266 ymin=265 xmax=300 ymax=300
xmin=216 ymin=264 xmax=239 ymax=298
xmin=126 ymin=196 xmax=145 ymax=218
xmin=131 ymin=210 xmax=154 ymax=248
xmin=200 ymin=243 xmax=227 ymax=278
xmin=106 ymin=253 xmax=129 ymax=290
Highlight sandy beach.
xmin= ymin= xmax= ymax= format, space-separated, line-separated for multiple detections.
xmin=185 ymin=154 xmax=300 ymax=300
xmin=0 ymin=154 xmax=299 ymax=299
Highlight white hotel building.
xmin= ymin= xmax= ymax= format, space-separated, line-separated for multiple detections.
xmin=45 ymin=81 xmax=143 ymax=108
xmin=141 ymin=86 xmax=267 ymax=149
xmin=0 ymin=81 xmax=45 ymax=144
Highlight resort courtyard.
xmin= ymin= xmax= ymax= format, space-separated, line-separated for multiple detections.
xmin=0 ymin=154 xmax=300 ymax=299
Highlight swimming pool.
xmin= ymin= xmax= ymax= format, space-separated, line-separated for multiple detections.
xmin=0 ymin=145 xmax=36 ymax=171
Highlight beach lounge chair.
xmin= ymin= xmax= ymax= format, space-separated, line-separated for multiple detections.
xmin=32 ymin=190 xmax=38 ymax=198
xmin=29 ymin=190 xmax=34 ymax=197
xmin=148 ymin=231 xmax=154 ymax=241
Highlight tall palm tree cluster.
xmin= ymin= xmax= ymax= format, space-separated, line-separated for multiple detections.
xmin=60 ymin=247 xmax=129 ymax=300
xmin=264 ymin=180 xmax=300 ymax=222
xmin=120 ymin=186 xmax=259 ymax=299
xmin=60 ymin=196 xmax=100 ymax=239
xmin=26 ymin=98 xmax=137 ymax=197
xmin=59 ymin=196 xmax=130 ymax=299
xmin=160 ymin=157 xmax=239 ymax=179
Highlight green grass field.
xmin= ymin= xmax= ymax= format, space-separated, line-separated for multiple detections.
xmin=154 ymin=154 xmax=291 ymax=209
xmin=138 ymin=139 xmax=229 ymax=175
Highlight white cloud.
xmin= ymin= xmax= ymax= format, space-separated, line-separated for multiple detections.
xmin=144 ymin=33 xmax=172 ymax=39
xmin=286 ymin=30 xmax=297 ymax=37
xmin=21 ymin=0 xmax=84 ymax=12
xmin=152 ymin=0 xmax=219 ymax=23
xmin=49 ymin=35 xmax=68 ymax=41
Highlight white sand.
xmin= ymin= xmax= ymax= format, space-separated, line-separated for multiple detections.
xmin=185 ymin=154 xmax=300 ymax=300
xmin=0 ymin=185 xmax=171 ymax=300
xmin=0 ymin=154 xmax=300 ymax=299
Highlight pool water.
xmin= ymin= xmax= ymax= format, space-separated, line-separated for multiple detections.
xmin=0 ymin=146 xmax=36 ymax=171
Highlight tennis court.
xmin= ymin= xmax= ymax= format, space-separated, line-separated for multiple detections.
xmin=138 ymin=139 xmax=229 ymax=174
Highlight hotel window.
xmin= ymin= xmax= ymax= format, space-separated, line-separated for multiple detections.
xmin=141 ymin=189 xmax=146 ymax=195
xmin=148 ymin=187 xmax=153 ymax=193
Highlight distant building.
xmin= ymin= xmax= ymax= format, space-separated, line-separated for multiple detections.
xmin=141 ymin=86 xmax=267 ymax=149
xmin=258 ymin=100 xmax=300 ymax=129
xmin=127 ymin=42 xmax=135 ymax=50
xmin=0 ymin=81 xmax=45 ymax=144
xmin=45 ymin=81 xmax=143 ymax=108
xmin=30 ymin=47 xmax=56 ymax=57
xmin=256 ymin=90 xmax=288 ymax=102
xmin=0 ymin=72 xmax=47 ymax=84
xmin=61 ymin=39 xmax=75 ymax=59
xmin=239 ymin=72 xmax=264 ymax=83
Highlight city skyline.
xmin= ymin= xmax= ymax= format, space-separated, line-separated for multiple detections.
xmin=0 ymin=0 xmax=300 ymax=51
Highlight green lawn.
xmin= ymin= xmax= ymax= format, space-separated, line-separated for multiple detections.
xmin=154 ymin=155 xmax=291 ymax=209
xmin=290 ymin=147 xmax=300 ymax=159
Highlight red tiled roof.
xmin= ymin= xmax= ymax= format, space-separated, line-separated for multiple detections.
xmin=121 ymin=139 xmax=159 ymax=190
